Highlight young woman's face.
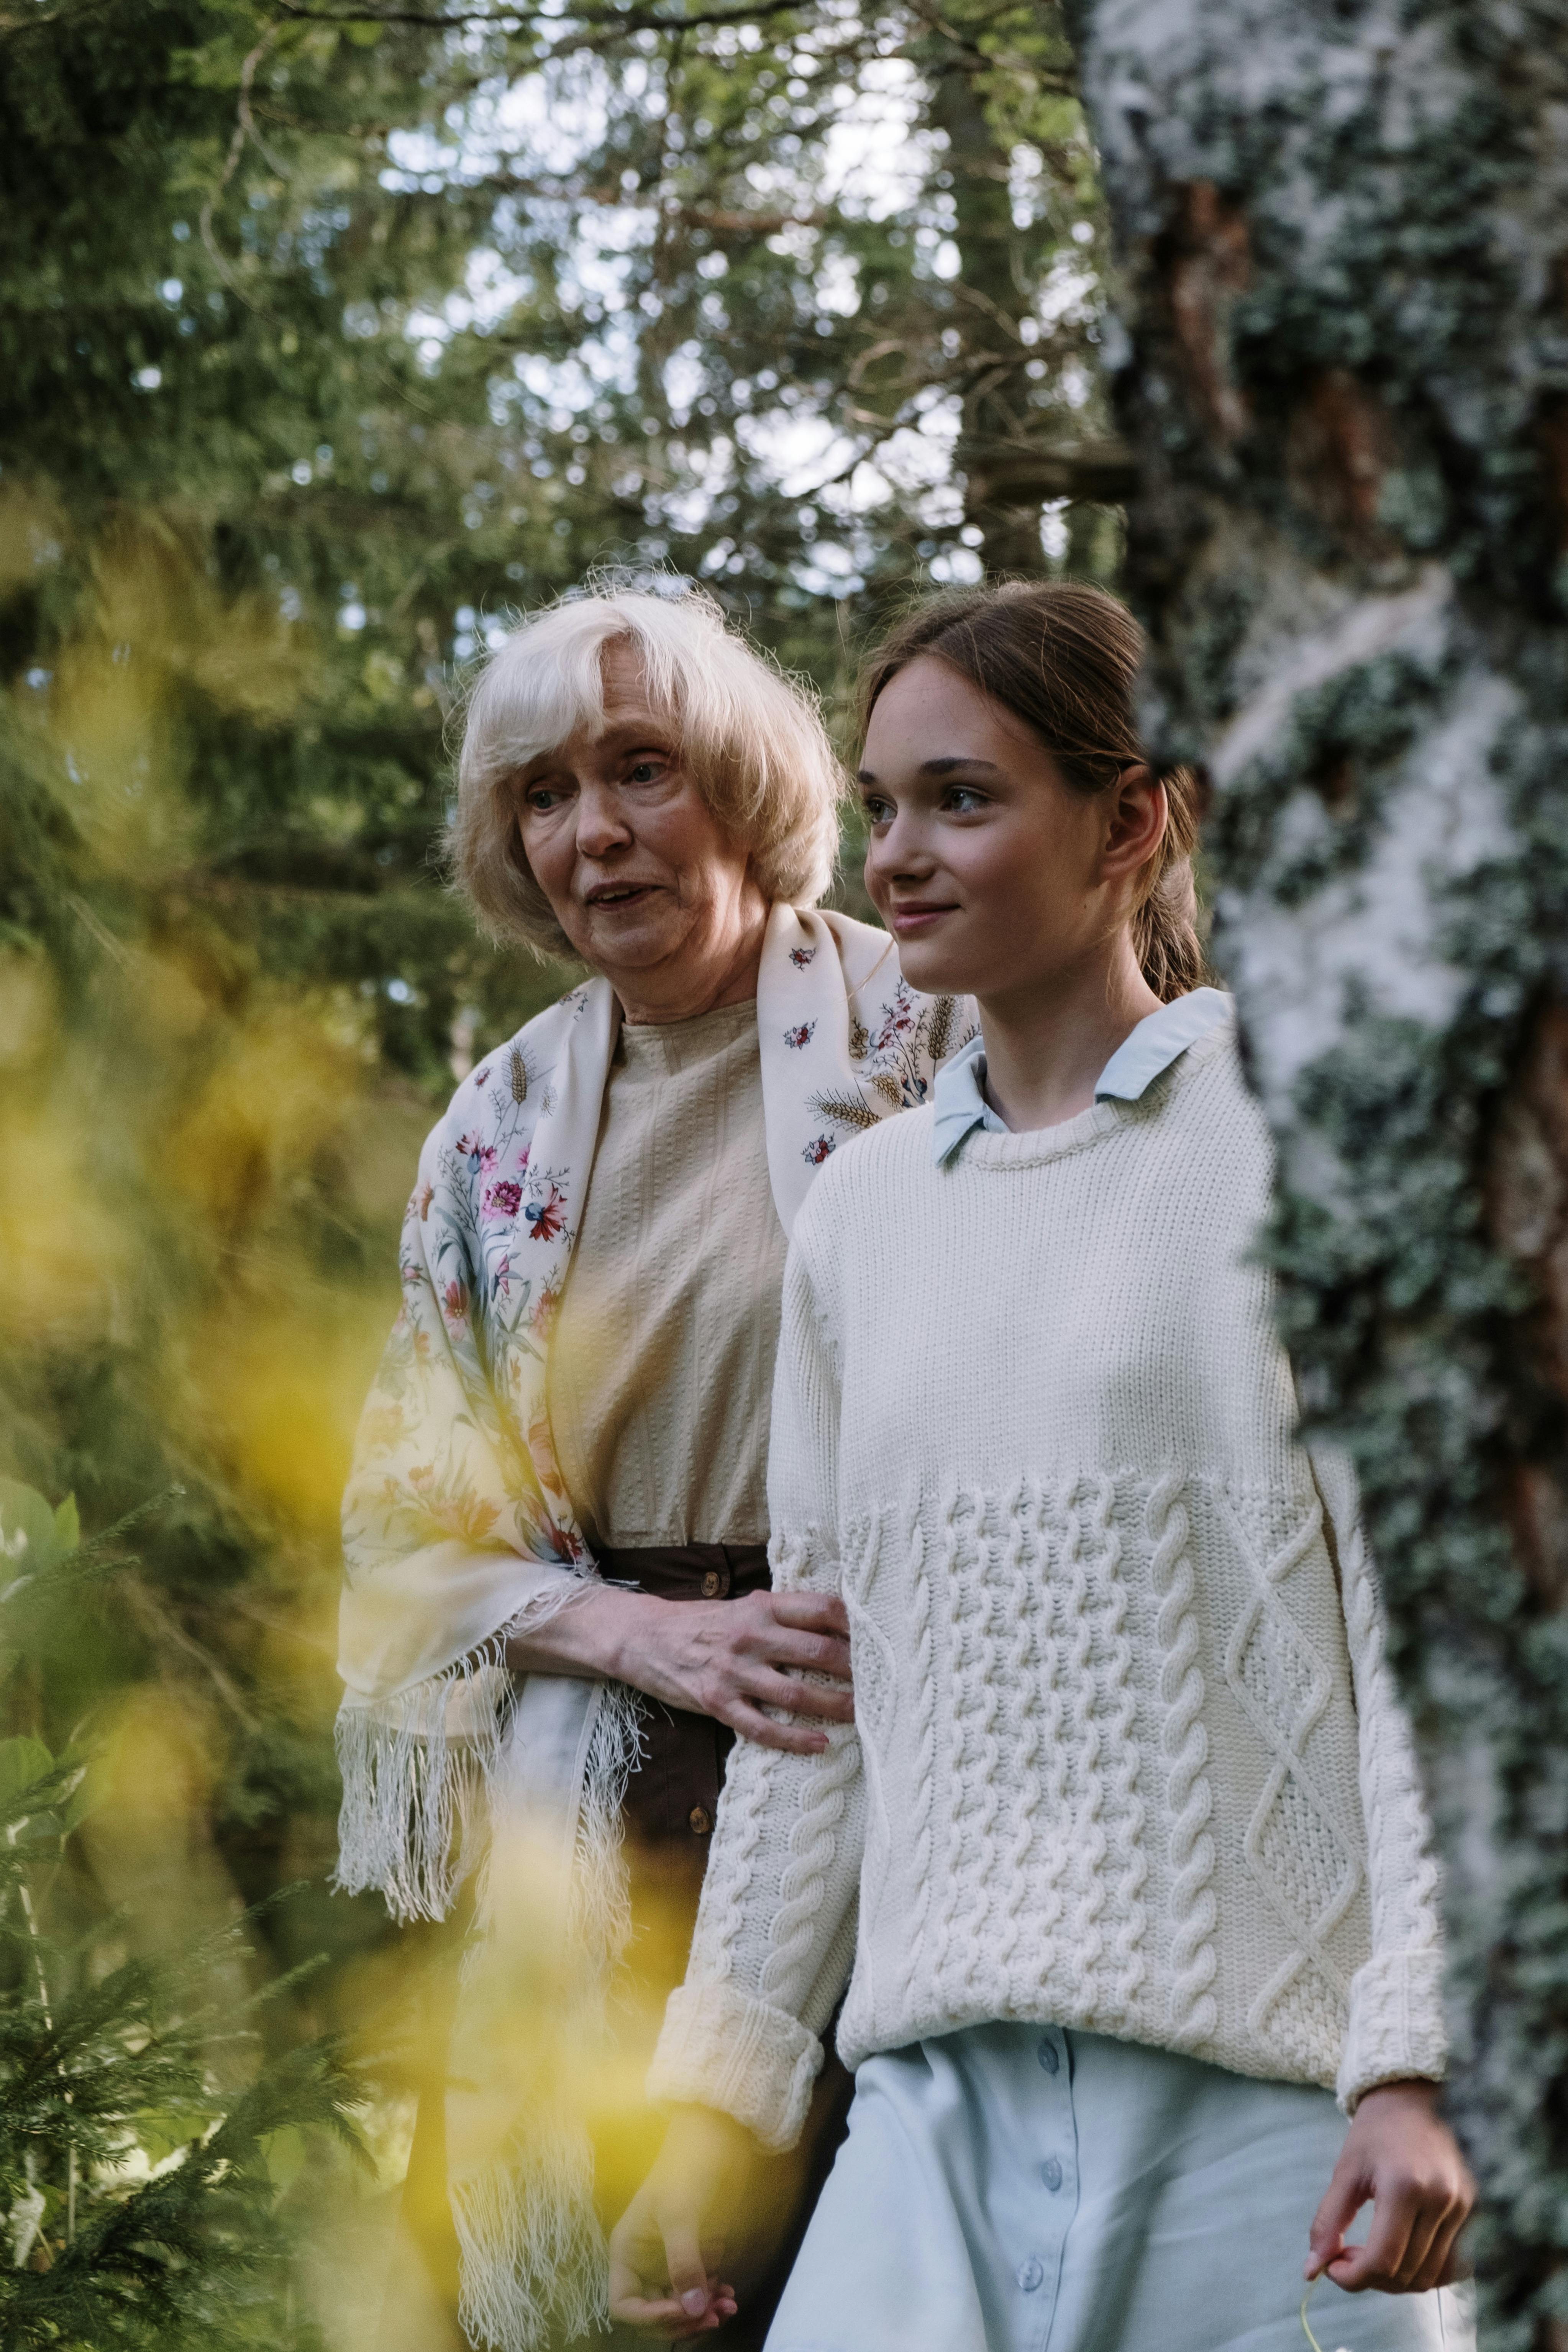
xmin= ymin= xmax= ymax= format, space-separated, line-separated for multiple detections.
xmin=858 ymin=654 xmax=1161 ymax=1003
xmin=516 ymin=642 xmax=758 ymax=986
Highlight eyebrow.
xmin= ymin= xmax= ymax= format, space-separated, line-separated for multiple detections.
xmin=856 ymin=756 xmax=1005 ymax=783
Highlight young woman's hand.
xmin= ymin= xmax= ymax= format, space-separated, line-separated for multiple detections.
xmin=1306 ymin=2079 xmax=1475 ymax=2293
xmin=608 ymin=2106 xmax=754 ymax=2337
xmin=507 ymin=1586 xmax=854 ymax=1754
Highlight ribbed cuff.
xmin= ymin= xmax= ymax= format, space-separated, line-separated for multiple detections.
xmin=648 ymin=1982 xmax=823 ymax=2153
xmin=1337 ymin=1947 xmax=1448 ymax=2112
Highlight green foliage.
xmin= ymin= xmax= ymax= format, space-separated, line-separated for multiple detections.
xmin=0 ymin=1481 xmax=364 ymax=2349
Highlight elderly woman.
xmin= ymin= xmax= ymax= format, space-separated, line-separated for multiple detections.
xmin=335 ymin=585 xmax=972 ymax=2352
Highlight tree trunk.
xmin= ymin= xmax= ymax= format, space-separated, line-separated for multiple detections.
xmin=930 ymin=51 xmax=1051 ymax=573
xmin=1065 ymin=2 xmax=1568 ymax=2341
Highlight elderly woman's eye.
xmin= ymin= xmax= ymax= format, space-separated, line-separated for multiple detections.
xmin=523 ymin=784 xmax=563 ymax=812
xmin=626 ymin=756 xmax=666 ymax=784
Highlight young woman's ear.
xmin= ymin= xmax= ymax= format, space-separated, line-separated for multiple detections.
xmin=1101 ymin=764 xmax=1168 ymax=881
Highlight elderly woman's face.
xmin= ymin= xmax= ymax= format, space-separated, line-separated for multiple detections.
xmin=516 ymin=643 xmax=763 ymax=1006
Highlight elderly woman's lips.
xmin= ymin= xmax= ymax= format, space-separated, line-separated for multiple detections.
xmin=585 ymin=883 xmax=659 ymax=905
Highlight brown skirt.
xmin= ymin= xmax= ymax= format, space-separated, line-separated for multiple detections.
xmin=395 ymin=1542 xmax=853 ymax=2352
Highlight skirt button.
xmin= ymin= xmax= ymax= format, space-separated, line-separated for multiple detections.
xmin=688 ymin=1806 xmax=712 ymax=1835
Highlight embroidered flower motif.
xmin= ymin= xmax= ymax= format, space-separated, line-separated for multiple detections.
xmin=360 ymin=1405 xmax=405 ymax=1453
xmin=408 ymin=1463 xmax=435 ymax=1490
xmin=454 ymin=1495 xmax=500 ymax=1542
xmin=415 ymin=1182 xmax=434 ymax=1221
xmin=789 ymin=945 xmax=816 ymax=968
xmin=784 ymin=1022 xmax=816 ymax=1050
xmin=455 ymin=1130 xmax=482 ymax=1163
xmin=525 ymin=1183 xmax=567 ymax=1242
xmin=495 ymin=1253 xmax=511 ymax=1299
xmin=801 ymin=1134 xmax=834 ymax=1166
xmin=484 ymin=1177 xmax=523 ymax=1218
xmin=849 ymin=1017 xmax=870 ymax=1059
xmin=473 ymin=1066 xmax=491 ymax=1088
xmin=874 ymin=982 xmax=916 ymax=1051
xmin=532 ymin=1279 xmax=563 ymax=1337
xmin=442 ymin=1279 xmax=468 ymax=1323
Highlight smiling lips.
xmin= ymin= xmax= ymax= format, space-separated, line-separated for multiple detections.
xmin=889 ymin=900 xmax=958 ymax=932
xmin=584 ymin=881 xmax=659 ymax=907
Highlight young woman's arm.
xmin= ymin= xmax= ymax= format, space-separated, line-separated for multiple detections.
xmin=609 ymin=1230 xmax=864 ymax=2337
xmin=1308 ymin=1443 xmax=1475 ymax=2291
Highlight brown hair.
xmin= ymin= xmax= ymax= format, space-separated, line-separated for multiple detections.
xmin=859 ymin=581 xmax=1207 ymax=1002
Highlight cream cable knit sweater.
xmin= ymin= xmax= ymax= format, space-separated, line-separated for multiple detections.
xmin=648 ymin=1022 xmax=1446 ymax=2149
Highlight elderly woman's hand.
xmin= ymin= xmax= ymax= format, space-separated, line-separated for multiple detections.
xmin=507 ymin=1585 xmax=853 ymax=1754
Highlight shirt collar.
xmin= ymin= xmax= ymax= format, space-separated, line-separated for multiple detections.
xmin=932 ymin=987 xmax=1235 ymax=1165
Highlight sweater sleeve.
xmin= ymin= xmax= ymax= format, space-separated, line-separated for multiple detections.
xmin=647 ymin=1231 xmax=865 ymax=2151
xmin=1309 ymin=1443 xmax=1448 ymax=2110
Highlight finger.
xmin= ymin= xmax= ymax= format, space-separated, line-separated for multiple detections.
xmin=1305 ymin=2152 xmax=1366 ymax=2280
xmin=1412 ymin=2203 xmax=1470 ymax=2295
xmin=746 ymin=1670 xmax=856 ymax=1721
xmin=769 ymin=1639 xmax=855 ymax=1684
xmin=1328 ymin=2188 xmax=1417 ymax=2294
xmin=728 ymin=1701 xmax=831 ymax=1754
xmin=660 ymin=2230 xmax=716 ymax=2326
xmin=769 ymin=1592 xmax=850 ymax=1637
xmin=746 ymin=1624 xmax=855 ymax=1681
xmin=1393 ymin=2194 xmax=1448 ymax=2293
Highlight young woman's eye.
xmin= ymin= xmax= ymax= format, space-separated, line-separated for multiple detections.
xmin=861 ymin=794 xmax=894 ymax=827
xmin=943 ymin=785 xmax=989 ymax=814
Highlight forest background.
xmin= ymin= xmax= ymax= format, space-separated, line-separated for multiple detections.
xmin=0 ymin=0 xmax=1122 ymax=2337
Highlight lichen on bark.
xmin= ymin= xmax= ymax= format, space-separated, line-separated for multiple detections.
xmin=1065 ymin=0 xmax=1568 ymax=2339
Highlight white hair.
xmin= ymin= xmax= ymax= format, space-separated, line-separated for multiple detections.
xmin=449 ymin=583 xmax=846 ymax=958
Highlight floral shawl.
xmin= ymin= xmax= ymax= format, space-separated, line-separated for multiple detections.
xmin=334 ymin=902 xmax=973 ymax=2352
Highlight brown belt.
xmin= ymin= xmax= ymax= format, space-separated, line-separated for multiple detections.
xmin=598 ymin=1541 xmax=770 ymax=1852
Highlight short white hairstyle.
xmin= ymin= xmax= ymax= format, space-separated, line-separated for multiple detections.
xmin=450 ymin=583 xmax=846 ymax=959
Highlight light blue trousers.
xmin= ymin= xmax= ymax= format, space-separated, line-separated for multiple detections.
xmin=765 ymin=2023 xmax=1476 ymax=2352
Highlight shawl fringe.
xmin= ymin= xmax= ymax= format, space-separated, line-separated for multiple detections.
xmin=453 ymin=1679 xmax=646 ymax=2352
xmin=333 ymin=1581 xmax=594 ymax=1927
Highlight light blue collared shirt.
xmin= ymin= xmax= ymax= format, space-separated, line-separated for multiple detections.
xmin=931 ymin=987 xmax=1235 ymax=1165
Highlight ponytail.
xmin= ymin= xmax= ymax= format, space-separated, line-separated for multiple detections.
xmin=859 ymin=582 xmax=1209 ymax=1003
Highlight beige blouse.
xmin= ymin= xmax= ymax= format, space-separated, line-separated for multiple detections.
xmin=546 ymin=998 xmax=787 ymax=1550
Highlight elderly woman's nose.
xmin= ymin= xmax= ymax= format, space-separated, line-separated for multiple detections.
xmin=575 ymin=780 xmax=635 ymax=856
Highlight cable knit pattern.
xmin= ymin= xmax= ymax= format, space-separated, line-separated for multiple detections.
xmin=1310 ymin=1441 xmax=1448 ymax=2107
xmin=648 ymin=1024 xmax=1448 ymax=2144
xmin=1147 ymin=1470 xmax=1219 ymax=2049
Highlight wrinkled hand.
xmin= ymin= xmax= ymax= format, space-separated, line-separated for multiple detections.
xmin=609 ymin=2107 xmax=755 ymax=2338
xmin=620 ymin=1588 xmax=855 ymax=1754
xmin=1306 ymin=2080 xmax=1475 ymax=2294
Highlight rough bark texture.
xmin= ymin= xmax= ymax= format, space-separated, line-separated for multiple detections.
xmin=1064 ymin=2 xmax=1568 ymax=2340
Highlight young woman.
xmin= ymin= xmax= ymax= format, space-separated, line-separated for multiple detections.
xmin=608 ymin=582 xmax=1477 ymax=2351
